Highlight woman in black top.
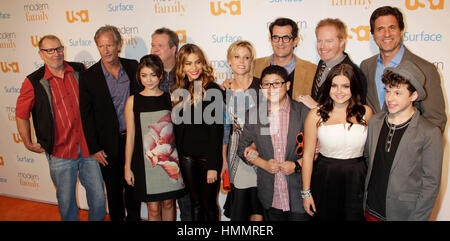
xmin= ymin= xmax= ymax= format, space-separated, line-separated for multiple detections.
xmin=171 ymin=44 xmax=224 ymax=221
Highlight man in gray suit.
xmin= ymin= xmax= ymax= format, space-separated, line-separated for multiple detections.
xmin=360 ymin=6 xmax=446 ymax=132
xmin=237 ymin=65 xmax=311 ymax=221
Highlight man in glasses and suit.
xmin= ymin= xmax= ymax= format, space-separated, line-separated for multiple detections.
xmin=237 ymin=65 xmax=311 ymax=221
xmin=16 ymin=35 xmax=106 ymax=221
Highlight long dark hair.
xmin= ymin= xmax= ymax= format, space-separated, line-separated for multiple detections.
xmin=317 ymin=63 xmax=366 ymax=127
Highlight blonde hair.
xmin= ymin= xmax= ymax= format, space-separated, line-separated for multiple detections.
xmin=172 ymin=44 xmax=216 ymax=106
xmin=226 ymin=40 xmax=256 ymax=75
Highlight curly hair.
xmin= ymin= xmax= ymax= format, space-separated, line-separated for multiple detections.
xmin=317 ymin=63 xmax=366 ymax=128
xmin=171 ymin=44 xmax=216 ymax=106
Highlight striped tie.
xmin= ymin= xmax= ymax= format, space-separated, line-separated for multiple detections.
xmin=313 ymin=63 xmax=326 ymax=97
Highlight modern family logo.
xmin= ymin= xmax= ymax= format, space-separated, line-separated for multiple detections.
xmin=347 ymin=25 xmax=370 ymax=41
xmin=210 ymin=0 xmax=241 ymax=16
xmin=0 ymin=32 xmax=16 ymax=49
xmin=66 ymin=9 xmax=89 ymax=23
xmin=405 ymin=0 xmax=444 ymax=10
xmin=119 ymin=25 xmax=139 ymax=48
xmin=5 ymin=106 xmax=16 ymax=122
xmin=154 ymin=0 xmax=185 ymax=16
xmin=1 ymin=61 xmax=20 ymax=73
xmin=332 ymin=0 xmax=372 ymax=9
xmin=24 ymin=2 xmax=49 ymax=23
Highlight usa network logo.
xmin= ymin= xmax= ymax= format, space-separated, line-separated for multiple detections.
xmin=66 ymin=9 xmax=89 ymax=23
xmin=405 ymin=0 xmax=444 ymax=10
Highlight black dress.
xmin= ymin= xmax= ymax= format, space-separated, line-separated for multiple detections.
xmin=131 ymin=92 xmax=186 ymax=202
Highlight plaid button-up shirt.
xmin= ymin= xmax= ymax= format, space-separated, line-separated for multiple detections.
xmin=269 ymin=99 xmax=291 ymax=211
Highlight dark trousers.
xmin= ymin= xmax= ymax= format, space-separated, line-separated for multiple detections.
xmin=263 ymin=208 xmax=312 ymax=221
xmin=101 ymin=134 xmax=141 ymax=221
xmin=180 ymin=155 xmax=220 ymax=221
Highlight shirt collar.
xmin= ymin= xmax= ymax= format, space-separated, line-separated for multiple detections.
xmin=44 ymin=61 xmax=73 ymax=80
xmin=324 ymin=53 xmax=346 ymax=68
xmin=269 ymin=97 xmax=291 ymax=115
xmin=100 ymin=60 xmax=124 ymax=78
xmin=377 ymin=44 xmax=405 ymax=67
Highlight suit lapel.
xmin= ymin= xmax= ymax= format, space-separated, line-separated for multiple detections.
xmin=285 ymin=100 xmax=299 ymax=161
xmin=369 ymin=113 xmax=385 ymax=166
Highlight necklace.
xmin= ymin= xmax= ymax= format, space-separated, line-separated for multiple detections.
xmin=384 ymin=113 xmax=412 ymax=152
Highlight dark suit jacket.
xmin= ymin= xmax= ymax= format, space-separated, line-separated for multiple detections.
xmin=237 ymin=98 xmax=310 ymax=213
xmin=79 ymin=58 xmax=141 ymax=164
xmin=360 ymin=47 xmax=446 ymax=132
xmin=311 ymin=53 xmax=367 ymax=104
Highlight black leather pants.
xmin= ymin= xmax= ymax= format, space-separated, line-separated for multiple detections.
xmin=179 ymin=155 xmax=220 ymax=221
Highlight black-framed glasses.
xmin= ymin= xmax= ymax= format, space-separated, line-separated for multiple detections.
xmin=40 ymin=46 xmax=64 ymax=54
xmin=271 ymin=35 xmax=294 ymax=43
xmin=296 ymin=132 xmax=304 ymax=155
xmin=260 ymin=81 xmax=286 ymax=89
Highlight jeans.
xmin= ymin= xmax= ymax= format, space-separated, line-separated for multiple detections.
xmin=263 ymin=208 xmax=312 ymax=221
xmin=46 ymin=149 xmax=106 ymax=221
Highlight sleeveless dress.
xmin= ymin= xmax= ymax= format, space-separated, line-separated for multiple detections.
xmin=131 ymin=92 xmax=186 ymax=202
xmin=311 ymin=123 xmax=367 ymax=221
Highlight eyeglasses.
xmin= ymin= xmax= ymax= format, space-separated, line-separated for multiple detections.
xmin=296 ymin=132 xmax=303 ymax=155
xmin=40 ymin=46 xmax=64 ymax=54
xmin=271 ymin=35 xmax=294 ymax=43
xmin=260 ymin=81 xmax=286 ymax=89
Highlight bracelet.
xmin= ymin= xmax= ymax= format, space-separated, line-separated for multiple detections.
xmin=301 ymin=190 xmax=311 ymax=199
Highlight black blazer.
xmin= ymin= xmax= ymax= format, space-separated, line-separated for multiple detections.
xmin=311 ymin=53 xmax=367 ymax=104
xmin=79 ymin=58 xmax=141 ymax=164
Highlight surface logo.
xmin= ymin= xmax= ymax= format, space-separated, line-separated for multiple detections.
xmin=347 ymin=25 xmax=370 ymax=41
xmin=332 ymin=0 xmax=372 ymax=9
xmin=210 ymin=0 xmax=241 ymax=16
xmin=154 ymin=0 xmax=185 ymax=16
xmin=176 ymin=30 xmax=186 ymax=43
xmin=24 ymin=2 xmax=49 ymax=23
xmin=405 ymin=0 xmax=444 ymax=10
xmin=66 ymin=10 xmax=89 ymax=23
xmin=1 ymin=61 xmax=20 ymax=73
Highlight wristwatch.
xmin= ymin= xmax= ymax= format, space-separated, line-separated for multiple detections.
xmin=294 ymin=161 xmax=301 ymax=173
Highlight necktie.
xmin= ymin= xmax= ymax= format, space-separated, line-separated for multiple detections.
xmin=313 ymin=63 xmax=326 ymax=98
